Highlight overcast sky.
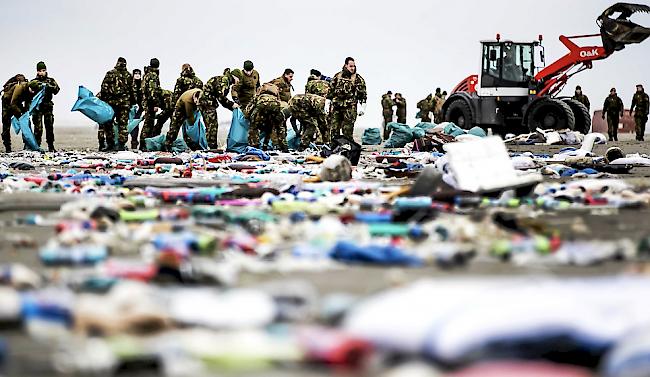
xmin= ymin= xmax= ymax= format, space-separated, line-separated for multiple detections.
xmin=1 ymin=0 xmax=648 ymax=129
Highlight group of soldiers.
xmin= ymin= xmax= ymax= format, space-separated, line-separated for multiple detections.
xmin=95 ymin=56 xmax=367 ymax=152
xmin=1 ymin=62 xmax=60 ymax=152
xmin=572 ymin=84 xmax=649 ymax=142
xmin=2 ymin=58 xmax=649 ymax=152
xmin=380 ymin=89 xmax=447 ymax=140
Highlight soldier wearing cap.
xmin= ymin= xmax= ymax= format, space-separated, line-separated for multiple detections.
xmin=631 ymin=84 xmax=649 ymax=141
xmin=30 ymin=61 xmax=60 ymax=151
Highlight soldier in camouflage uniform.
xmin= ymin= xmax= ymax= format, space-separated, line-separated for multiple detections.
xmin=31 ymin=61 xmax=60 ymax=152
xmin=153 ymin=89 xmax=174 ymax=137
xmin=232 ymin=60 xmax=260 ymax=109
xmin=416 ymin=94 xmax=434 ymax=123
xmin=129 ymin=68 xmax=144 ymax=149
xmin=100 ymin=57 xmax=134 ymax=151
xmin=394 ymin=93 xmax=407 ymax=124
xmin=201 ymin=68 xmax=240 ymax=149
xmin=247 ymin=92 xmax=287 ymax=151
xmin=164 ymin=88 xmax=203 ymax=151
xmin=173 ymin=64 xmax=203 ymax=103
xmin=140 ymin=58 xmax=162 ymax=149
xmin=572 ymin=85 xmax=591 ymax=111
xmin=630 ymin=84 xmax=649 ymax=142
xmin=381 ymin=91 xmax=394 ymax=140
xmin=602 ymin=88 xmax=624 ymax=141
xmin=1 ymin=74 xmax=27 ymax=152
xmin=286 ymin=93 xmax=328 ymax=149
xmin=327 ymin=57 xmax=367 ymax=141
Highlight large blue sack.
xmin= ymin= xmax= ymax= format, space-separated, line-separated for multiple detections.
xmin=144 ymin=134 xmax=188 ymax=153
xmin=183 ymin=111 xmax=208 ymax=150
xmin=384 ymin=123 xmax=417 ymax=148
xmin=11 ymin=87 xmax=45 ymax=151
xmin=226 ymin=108 xmax=249 ymax=153
xmin=71 ymin=86 xmax=114 ymax=125
xmin=415 ymin=122 xmax=437 ymax=131
xmin=362 ymin=128 xmax=382 ymax=145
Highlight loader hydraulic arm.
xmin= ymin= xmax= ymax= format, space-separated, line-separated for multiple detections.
xmin=534 ymin=2 xmax=650 ymax=98
xmin=534 ymin=35 xmax=609 ymax=98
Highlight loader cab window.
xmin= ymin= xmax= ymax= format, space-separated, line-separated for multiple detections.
xmin=481 ymin=42 xmax=535 ymax=88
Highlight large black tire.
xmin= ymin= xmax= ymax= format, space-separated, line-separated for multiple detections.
xmin=445 ymin=99 xmax=473 ymax=130
xmin=563 ymin=99 xmax=591 ymax=134
xmin=526 ymin=98 xmax=576 ymax=132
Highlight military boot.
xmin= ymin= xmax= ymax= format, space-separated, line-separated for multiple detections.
xmin=48 ymin=143 xmax=57 ymax=153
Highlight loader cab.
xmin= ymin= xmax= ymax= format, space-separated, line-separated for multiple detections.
xmin=479 ymin=41 xmax=537 ymax=96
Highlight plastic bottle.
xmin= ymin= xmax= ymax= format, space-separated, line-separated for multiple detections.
xmin=39 ymin=244 xmax=108 ymax=266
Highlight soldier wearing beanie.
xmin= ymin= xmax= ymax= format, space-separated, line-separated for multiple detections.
xmin=31 ymin=61 xmax=60 ymax=152
xmin=99 ymin=57 xmax=134 ymax=151
xmin=140 ymin=58 xmax=162 ymax=147
xmin=231 ymin=60 xmax=260 ymax=109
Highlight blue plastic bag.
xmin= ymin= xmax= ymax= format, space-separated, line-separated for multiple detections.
xmin=226 ymin=108 xmax=250 ymax=153
xmin=329 ymin=241 xmax=422 ymax=266
xmin=127 ymin=105 xmax=143 ymax=134
xmin=415 ymin=122 xmax=436 ymax=130
xmin=71 ymin=86 xmax=114 ymax=125
xmin=236 ymin=146 xmax=270 ymax=161
xmin=362 ymin=128 xmax=382 ymax=145
xmin=10 ymin=87 xmax=45 ymax=151
xmin=286 ymin=126 xmax=301 ymax=150
xmin=183 ymin=111 xmax=208 ymax=150
xmin=144 ymin=134 xmax=188 ymax=153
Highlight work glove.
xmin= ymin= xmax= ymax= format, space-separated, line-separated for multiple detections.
xmin=358 ymin=102 xmax=367 ymax=117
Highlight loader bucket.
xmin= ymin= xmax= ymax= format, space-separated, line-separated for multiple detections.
xmin=598 ymin=2 xmax=650 ymax=53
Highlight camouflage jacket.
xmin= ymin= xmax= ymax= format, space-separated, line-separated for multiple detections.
xmin=160 ymin=89 xmax=174 ymax=112
xmin=305 ymin=79 xmax=331 ymax=98
xmin=31 ymin=75 xmax=59 ymax=107
xmin=572 ymin=93 xmax=590 ymax=110
xmin=631 ymin=91 xmax=649 ymax=116
xmin=143 ymin=68 xmax=162 ymax=109
xmin=100 ymin=62 xmax=134 ymax=108
xmin=269 ymin=76 xmax=293 ymax=102
xmin=327 ymin=70 xmax=367 ymax=108
xmin=381 ymin=94 xmax=394 ymax=116
xmin=416 ymin=95 xmax=434 ymax=112
xmin=232 ymin=69 xmax=260 ymax=106
xmin=173 ymin=70 xmax=203 ymax=103
xmin=603 ymin=95 xmax=624 ymax=116
xmin=202 ymin=75 xmax=235 ymax=110
xmin=289 ymin=93 xmax=326 ymax=115
xmin=246 ymin=93 xmax=281 ymax=120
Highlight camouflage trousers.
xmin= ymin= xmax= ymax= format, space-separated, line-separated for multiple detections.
xmin=396 ymin=111 xmax=406 ymax=125
xmin=249 ymin=113 xmax=287 ymax=151
xmin=32 ymin=108 xmax=55 ymax=147
xmin=329 ymin=105 xmax=357 ymax=141
xmin=1 ymin=107 xmax=11 ymax=151
xmin=383 ymin=114 xmax=392 ymax=140
xmin=139 ymin=106 xmax=157 ymax=149
xmin=607 ymin=113 xmax=619 ymax=141
xmin=201 ymin=105 xmax=219 ymax=149
xmin=636 ymin=115 xmax=648 ymax=141
xmin=153 ymin=109 xmax=172 ymax=138
xmin=420 ymin=113 xmax=432 ymax=123
xmin=164 ymin=109 xmax=196 ymax=150
xmin=294 ymin=109 xmax=328 ymax=149
xmin=106 ymin=105 xmax=130 ymax=148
